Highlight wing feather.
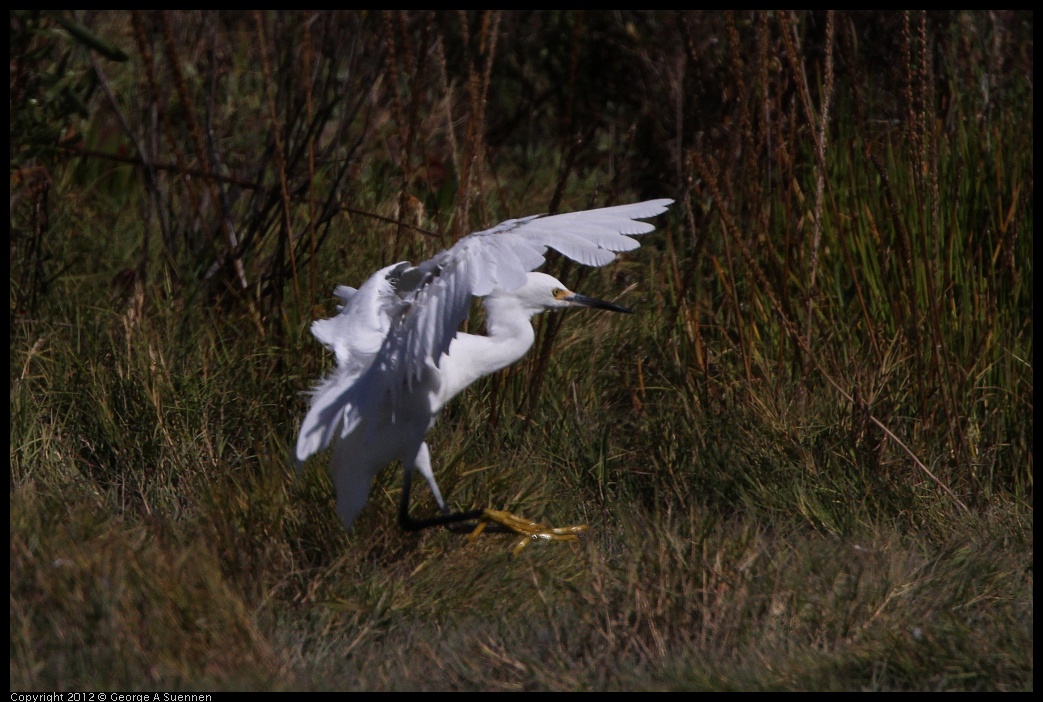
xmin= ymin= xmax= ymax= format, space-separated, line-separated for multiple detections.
xmin=296 ymin=262 xmax=407 ymax=461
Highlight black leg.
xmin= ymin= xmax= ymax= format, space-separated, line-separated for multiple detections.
xmin=397 ymin=464 xmax=510 ymax=533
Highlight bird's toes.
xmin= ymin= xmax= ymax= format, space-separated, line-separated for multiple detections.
xmin=471 ymin=508 xmax=588 ymax=554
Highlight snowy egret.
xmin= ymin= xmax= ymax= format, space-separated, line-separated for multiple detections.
xmin=296 ymin=198 xmax=672 ymax=550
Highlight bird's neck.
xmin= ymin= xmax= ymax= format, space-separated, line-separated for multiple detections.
xmin=432 ymin=298 xmax=538 ymax=410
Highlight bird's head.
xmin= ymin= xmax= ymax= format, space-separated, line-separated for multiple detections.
xmin=494 ymin=271 xmax=632 ymax=316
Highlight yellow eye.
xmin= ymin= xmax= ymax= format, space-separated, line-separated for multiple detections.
xmin=552 ymin=288 xmax=568 ymax=300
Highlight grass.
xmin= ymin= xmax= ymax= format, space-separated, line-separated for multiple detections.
xmin=10 ymin=10 xmax=1032 ymax=691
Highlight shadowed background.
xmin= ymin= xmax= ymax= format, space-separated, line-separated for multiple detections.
xmin=10 ymin=10 xmax=1032 ymax=691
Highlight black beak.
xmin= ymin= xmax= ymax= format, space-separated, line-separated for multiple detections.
xmin=566 ymin=292 xmax=632 ymax=314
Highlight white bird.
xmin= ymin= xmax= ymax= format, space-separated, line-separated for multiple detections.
xmin=296 ymin=198 xmax=672 ymax=549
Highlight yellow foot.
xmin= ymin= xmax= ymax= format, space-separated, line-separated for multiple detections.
xmin=468 ymin=508 xmax=589 ymax=555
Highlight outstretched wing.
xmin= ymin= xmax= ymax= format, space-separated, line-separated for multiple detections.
xmin=393 ymin=199 xmax=673 ymax=386
xmin=295 ymin=262 xmax=409 ymax=462
xmin=296 ymin=198 xmax=673 ymax=461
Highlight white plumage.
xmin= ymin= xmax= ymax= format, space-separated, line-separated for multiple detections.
xmin=296 ymin=199 xmax=672 ymax=534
